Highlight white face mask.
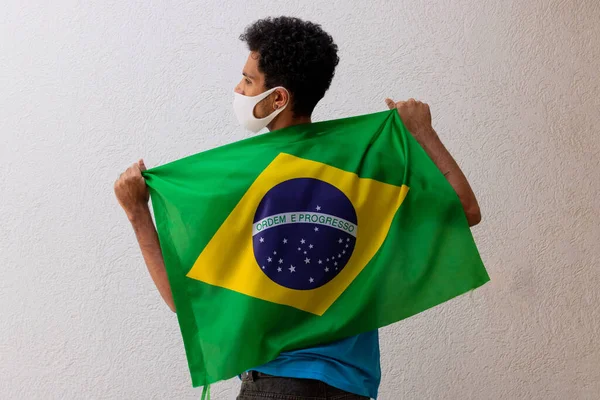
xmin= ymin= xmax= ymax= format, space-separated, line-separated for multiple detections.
xmin=233 ymin=87 xmax=288 ymax=133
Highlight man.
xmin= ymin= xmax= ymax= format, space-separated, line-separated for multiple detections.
xmin=114 ymin=16 xmax=481 ymax=400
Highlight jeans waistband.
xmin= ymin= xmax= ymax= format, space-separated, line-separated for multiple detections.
xmin=242 ymin=370 xmax=276 ymax=382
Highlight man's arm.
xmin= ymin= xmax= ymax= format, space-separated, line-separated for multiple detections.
xmin=114 ymin=160 xmax=176 ymax=312
xmin=386 ymin=98 xmax=481 ymax=226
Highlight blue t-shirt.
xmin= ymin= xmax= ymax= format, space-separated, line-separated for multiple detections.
xmin=253 ymin=331 xmax=381 ymax=399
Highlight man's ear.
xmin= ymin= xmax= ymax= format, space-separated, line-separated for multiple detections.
xmin=274 ymin=88 xmax=290 ymax=109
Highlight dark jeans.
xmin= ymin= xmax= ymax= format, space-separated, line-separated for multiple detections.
xmin=237 ymin=371 xmax=370 ymax=400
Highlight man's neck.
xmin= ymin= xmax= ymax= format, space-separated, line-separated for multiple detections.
xmin=268 ymin=113 xmax=312 ymax=132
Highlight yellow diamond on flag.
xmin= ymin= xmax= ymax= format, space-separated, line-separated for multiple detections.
xmin=186 ymin=153 xmax=408 ymax=315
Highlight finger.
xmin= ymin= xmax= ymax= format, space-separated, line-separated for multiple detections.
xmin=129 ymin=163 xmax=139 ymax=175
xmin=385 ymin=98 xmax=396 ymax=110
xmin=138 ymin=159 xmax=147 ymax=171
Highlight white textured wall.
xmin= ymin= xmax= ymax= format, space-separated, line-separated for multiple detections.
xmin=1 ymin=1 xmax=599 ymax=399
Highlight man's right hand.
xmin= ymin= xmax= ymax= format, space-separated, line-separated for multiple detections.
xmin=114 ymin=159 xmax=150 ymax=221
xmin=385 ymin=98 xmax=434 ymax=140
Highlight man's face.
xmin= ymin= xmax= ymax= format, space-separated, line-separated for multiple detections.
xmin=234 ymin=52 xmax=274 ymax=119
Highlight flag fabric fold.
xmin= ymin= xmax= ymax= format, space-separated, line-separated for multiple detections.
xmin=143 ymin=109 xmax=489 ymax=387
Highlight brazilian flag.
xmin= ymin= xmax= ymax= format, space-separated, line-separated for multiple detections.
xmin=143 ymin=109 xmax=489 ymax=388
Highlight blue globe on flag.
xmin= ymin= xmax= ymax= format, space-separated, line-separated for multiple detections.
xmin=252 ymin=178 xmax=358 ymax=290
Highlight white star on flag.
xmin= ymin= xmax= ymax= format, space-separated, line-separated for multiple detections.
xmin=309 ymin=277 xmax=314 ymax=283
xmin=300 ymin=239 xmax=306 ymax=244
xmin=342 ymin=250 xmax=346 ymax=254
xmin=277 ymin=267 xmax=282 ymax=272
xmin=304 ymin=258 xmax=310 ymax=264
xmin=298 ymin=247 xmax=301 ymax=251
xmin=283 ymin=238 xmax=288 ymax=244
xmin=316 ymin=205 xmax=321 ymax=211
xmin=347 ymin=238 xmax=350 ymax=242
xmin=262 ymin=266 xmax=265 ymax=269
xmin=259 ymin=237 xmax=264 ymax=243
xmin=314 ymin=227 xmax=319 ymax=232
xmin=338 ymin=254 xmax=342 ymax=258
xmin=334 ymin=261 xmax=338 ymax=266
xmin=325 ymin=267 xmax=329 ymax=272
xmin=267 ymin=257 xmax=272 ymax=262
xmin=338 ymin=238 xmax=343 ymax=244
xmin=309 ymin=244 xmax=313 ymax=249
xmin=345 ymin=244 xmax=349 ymax=248
xmin=279 ymin=259 xmax=283 ymax=264
xmin=289 ymin=265 xmax=296 ymax=273
xmin=318 ymin=260 xmax=322 ymax=264
xmin=273 ymin=251 xmax=277 ymax=255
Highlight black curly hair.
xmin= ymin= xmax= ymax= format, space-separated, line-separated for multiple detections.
xmin=240 ymin=16 xmax=339 ymax=117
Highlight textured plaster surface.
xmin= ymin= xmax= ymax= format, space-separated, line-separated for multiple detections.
xmin=1 ymin=1 xmax=599 ymax=399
